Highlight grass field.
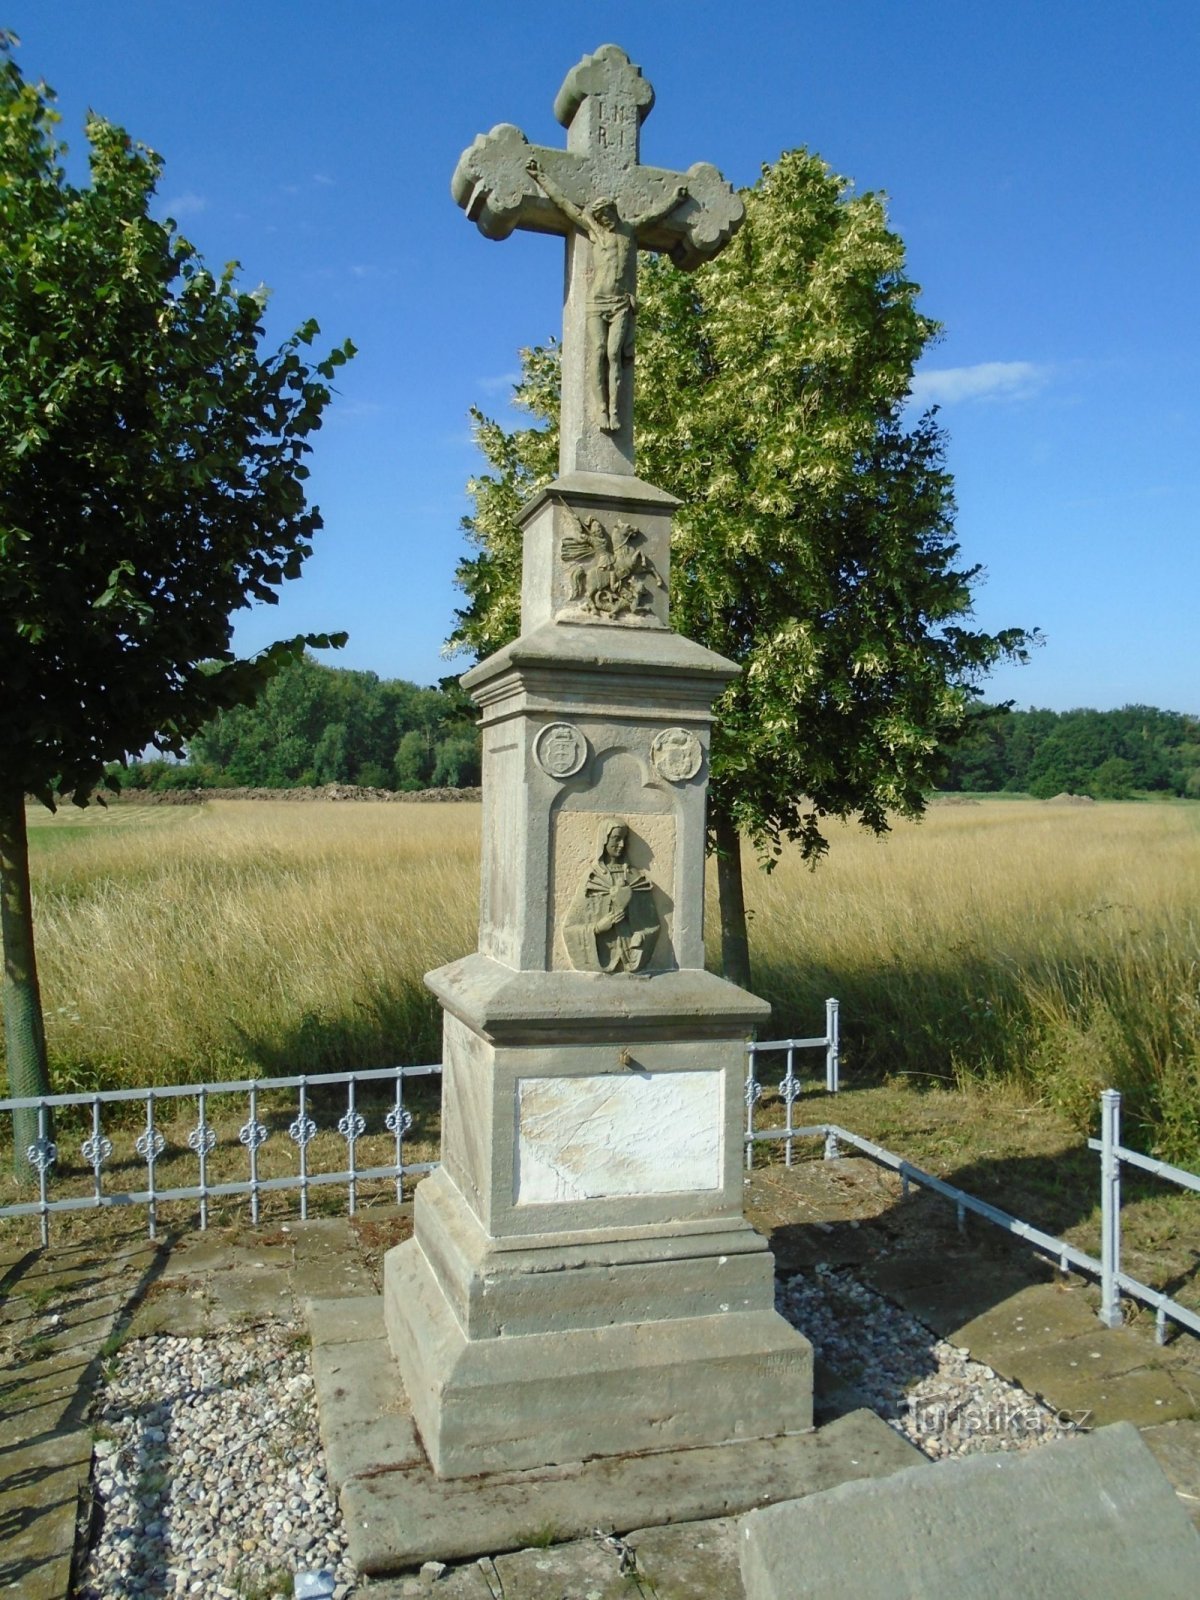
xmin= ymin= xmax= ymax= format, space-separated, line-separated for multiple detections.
xmin=8 ymin=795 xmax=1200 ymax=1165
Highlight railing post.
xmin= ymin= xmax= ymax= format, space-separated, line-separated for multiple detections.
xmin=744 ymin=1047 xmax=760 ymax=1172
xmin=825 ymin=998 xmax=840 ymax=1093
xmin=1098 ymin=1088 xmax=1123 ymax=1329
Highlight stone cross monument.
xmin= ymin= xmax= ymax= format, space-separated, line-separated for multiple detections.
xmin=451 ymin=42 xmax=743 ymax=475
xmin=385 ymin=43 xmax=812 ymax=1479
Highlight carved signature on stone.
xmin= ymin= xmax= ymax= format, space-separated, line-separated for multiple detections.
xmin=650 ymin=727 xmax=703 ymax=783
xmin=558 ymin=500 xmax=665 ymax=620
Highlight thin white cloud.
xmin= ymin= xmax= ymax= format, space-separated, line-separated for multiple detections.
xmin=313 ymin=173 xmax=335 ymax=187
xmin=162 ymin=191 xmax=207 ymax=220
xmin=910 ymin=361 xmax=1051 ymax=406
xmin=477 ymin=371 xmax=523 ymax=393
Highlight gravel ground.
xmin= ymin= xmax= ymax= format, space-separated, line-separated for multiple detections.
xmin=79 ymin=1323 xmax=356 ymax=1600
xmin=780 ymin=1264 xmax=1080 ymax=1457
xmin=78 ymin=1273 xmax=1077 ymax=1597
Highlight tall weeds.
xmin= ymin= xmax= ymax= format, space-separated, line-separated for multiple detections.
xmin=20 ymin=802 xmax=477 ymax=1091
xmin=732 ymin=801 xmax=1200 ymax=1160
xmin=10 ymin=797 xmax=1199 ymax=1162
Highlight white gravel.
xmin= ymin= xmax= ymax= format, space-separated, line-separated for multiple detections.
xmin=780 ymin=1263 xmax=1082 ymax=1457
xmin=78 ymin=1271 xmax=1078 ymax=1595
xmin=79 ymin=1323 xmax=355 ymax=1600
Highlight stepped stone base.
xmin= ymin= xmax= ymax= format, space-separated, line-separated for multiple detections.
xmin=383 ymin=1168 xmax=812 ymax=1478
xmin=308 ymin=1294 xmax=914 ymax=1574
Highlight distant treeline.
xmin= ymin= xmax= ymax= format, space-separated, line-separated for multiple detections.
xmin=115 ymin=670 xmax=1198 ymax=803
xmin=116 ymin=655 xmax=481 ymax=793
xmin=938 ymin=705 xmax=1200 ymax=799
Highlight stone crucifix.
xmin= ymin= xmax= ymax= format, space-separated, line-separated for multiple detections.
xmin=451 ymin=44 xmax=745 ymax=477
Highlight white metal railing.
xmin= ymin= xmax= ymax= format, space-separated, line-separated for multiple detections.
xmin=1090 ymin=1087 xmax=1200 ymax=1342
xmin=3 ymin=1010 xmax=843 ymax=1249
xmin=744 ymin=998 xmax=840 ymax=1168
xmin=744 ymin=1077 xmax=1199 ymax=1346
xmin=1 ymin=1064 xmax=441 ymax=1246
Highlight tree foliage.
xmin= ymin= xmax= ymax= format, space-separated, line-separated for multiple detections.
xmin=938 ymin=704 xmax=1200 ymax=799
xmin=184 ymin=655 xmax=480 ymax=790
xmin=0 ymin=37 xmax=351 ymax=1127
xmin=451 ymin=149 xmax=1033 ymax=978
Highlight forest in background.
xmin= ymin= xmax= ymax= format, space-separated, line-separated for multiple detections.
xmin=113 ymin=657 xmax=1198 ymax=802
xmin=117 ymin=654 xmax=480 ymax=793
xmin=937 ymin=704 xmax=1200 ymax=799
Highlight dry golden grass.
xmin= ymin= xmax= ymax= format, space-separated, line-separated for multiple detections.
xmin=733 ymin=799 xmax=1200 ymax=1158
xmin=12 ymin=795 xmax=1200 ymax=1161
xmin=25 ymin=801 xmax=479 ymax=1090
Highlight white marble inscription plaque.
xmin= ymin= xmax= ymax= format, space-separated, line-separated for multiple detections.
xmin=515 ymin=1070 xmax=722 ymax=1204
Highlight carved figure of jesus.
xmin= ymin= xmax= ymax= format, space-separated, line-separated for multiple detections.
xmin=527 ymin=158 xmax=687 ymax=432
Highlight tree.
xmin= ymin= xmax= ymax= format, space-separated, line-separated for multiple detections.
xmin=0 ymin=38 xmax=352 ymax=1160
xmin=450 ymin=149 xmax=1033 ymax=985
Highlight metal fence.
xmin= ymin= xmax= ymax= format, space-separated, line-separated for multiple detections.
xmin=1092 ymin=1087 xmax=1200 ymax=1341
xmin=2 ymin=1009 xmax=843 ymax=1248
xmin=1 ymin=1064 xmax=441 ymax=1246
xmin=744 ymin=998 xmax=840 ymax=1168
xmin=745 ymin=1080 xmax=1199 ymax=1345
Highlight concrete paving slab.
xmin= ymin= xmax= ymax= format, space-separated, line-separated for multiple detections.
xmin=951 ymin=1280 xmax=1124 ymax=1362
xmin=739 ymin=1422 xmax=1200 ymax=1600
xmin=1142 ymin=1420 xmax=1200 ymax=1530
xmin=157 ymin=1235 xmax=293 ymax=1278
xmin=308 ymin=1295 xmax=386 ymax=1348
xmin=312 ymin=1336 xmax=423 ymax=1483
xmin=493 ymin=1537 xmax=632 ymax=1598
xmin=1001 ymin=1340 xmax=1197 ymax=1426
xmin=0 ymin=1428 xmax=90 ymax=1600
xmin=203 ymin=1268 xmax=296 ymax=1327
xmin=125 ymin=1281 xmax=212 ymax=1338
xmin=627 ymin=1516 xmax=743 ymax=1599
xmin=333 ymin=1397 xmax=921 ymax=1573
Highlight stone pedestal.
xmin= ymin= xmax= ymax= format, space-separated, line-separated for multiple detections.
xmin=382 ymin=467 xmax=813 ymax=1478
xmin=385 ymin=959 xmax=811 ymax=1476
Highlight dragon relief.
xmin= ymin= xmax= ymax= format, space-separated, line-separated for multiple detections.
xmin=558 ymin=500 xmax=665 ymax=620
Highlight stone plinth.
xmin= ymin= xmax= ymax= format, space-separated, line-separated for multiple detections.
xmin=385 ymin=961 xmax=812 ymax=1478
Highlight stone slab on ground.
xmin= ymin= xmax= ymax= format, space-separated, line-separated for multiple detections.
xmin=627 ymin=1517 xmax=743 ymax=1599
xmin=0 ymin=1427 xmax=91 ymax=1599
xmin=1141 ymin=1420 xmax=1200 ymax=1530
xmin=738 ymin=1422 xmax=1200 ymax=1600
xmin=308 ymin=1286 xmax=921 ymax=1571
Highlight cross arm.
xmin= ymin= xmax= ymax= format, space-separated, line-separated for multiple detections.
xmin=451 ymin=124 xmax=588 ymax=243
xmin=631 ymin=162 xmax=745 ymax=271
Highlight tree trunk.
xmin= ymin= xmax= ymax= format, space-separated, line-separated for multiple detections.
xmin=0 ymin=788 xmax=52 ymax=1180
xmin=713 ymin=806 xmax=753 ymax=992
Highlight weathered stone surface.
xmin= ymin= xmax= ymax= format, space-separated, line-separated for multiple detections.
xmin=452 ymin=46 xmax=742 ymax=475
xmin=322 ymin=1387 xmax=920 ymax=1573
xmin=739 ymin=1422 xmax=1200 ymax=1600
xmin=627 ymin=1517 xmax=745 ymax=1600
xmin=515 ymin=1066 xmax=722 ymax=1202
xmin=1142 ymin=1420 xmax=1200 ymax=1530
xmin=385 ymin=1238 xmax=811 ymax=1477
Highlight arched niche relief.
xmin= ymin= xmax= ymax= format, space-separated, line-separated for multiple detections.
xmin=547 ymin=749 xmax=677 ymax=973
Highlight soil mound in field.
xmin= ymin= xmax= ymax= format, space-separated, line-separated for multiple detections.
xmin=112 ymin=784 xmax=483 ymax=805
xmin=1044 ymin=791 xmax=1095 ymax=805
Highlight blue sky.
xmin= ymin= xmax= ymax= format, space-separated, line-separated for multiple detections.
xmin=14 ymin=3 xmax=1198 ymax=714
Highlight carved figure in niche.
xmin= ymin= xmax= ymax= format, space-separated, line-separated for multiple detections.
xmin=527 ymin=157 xmax=688 ymax=431
xmin=563 ymin=817 xmax=661 ymax=974
xmin=558 ymin=501 xmax=665 ymax=619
